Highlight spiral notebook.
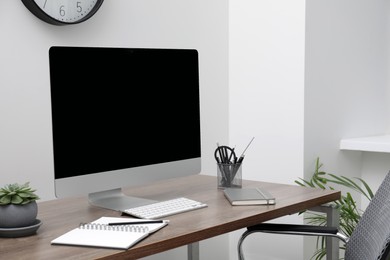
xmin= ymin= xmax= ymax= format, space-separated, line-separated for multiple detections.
xmin=51 ymin=217 xmax=168 ymax=250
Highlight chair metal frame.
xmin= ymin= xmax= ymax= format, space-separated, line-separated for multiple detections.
xmin=238 ymin=172 xmax=390 ymax=260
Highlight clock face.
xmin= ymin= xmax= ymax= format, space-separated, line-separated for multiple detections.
xmin=22 ymin=0 xmax=104 ymax=25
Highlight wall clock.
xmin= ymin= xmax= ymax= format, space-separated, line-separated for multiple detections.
xmin=21 ymin=0 xmax=104 ymax=25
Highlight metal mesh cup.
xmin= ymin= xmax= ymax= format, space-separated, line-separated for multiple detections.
xmin=217 ymin=163 xmax=242 ymax=189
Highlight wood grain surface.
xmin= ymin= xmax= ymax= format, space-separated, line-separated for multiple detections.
xmin=0 ymin=175 xmax=340 ymax=259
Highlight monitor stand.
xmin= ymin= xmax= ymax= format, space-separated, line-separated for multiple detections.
xmin=88 ymin=188 xmax=157 ymax=211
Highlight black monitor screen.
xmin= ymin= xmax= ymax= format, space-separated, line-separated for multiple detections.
xmin=49 ymin=47 xmax=201 ymax=179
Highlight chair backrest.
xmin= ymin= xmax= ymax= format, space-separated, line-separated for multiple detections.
xmin=345 ymin=171 xmax=390 ymax=260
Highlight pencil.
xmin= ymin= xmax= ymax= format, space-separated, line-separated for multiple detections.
xmin=108 ymin=220 xmax=167 ymax=226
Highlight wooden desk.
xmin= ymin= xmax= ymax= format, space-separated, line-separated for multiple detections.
xmin=0 ymin=175 xmax=340 ymax=259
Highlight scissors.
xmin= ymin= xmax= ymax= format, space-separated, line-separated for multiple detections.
xmin=214 ymin=144 xmax=237 ymax=164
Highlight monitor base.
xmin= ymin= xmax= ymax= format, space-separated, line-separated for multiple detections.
xmin=88 ymin=188 xmax=157 ymax=211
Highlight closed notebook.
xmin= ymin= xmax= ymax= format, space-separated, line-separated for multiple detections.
xmin=223 ymin=187 xmax=276 ymax=205
xmin=51 ymin=217 xmax=168 ymax=250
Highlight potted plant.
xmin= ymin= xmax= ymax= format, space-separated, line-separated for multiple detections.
xmin=0 ymin=182 xmax=40 ymax=228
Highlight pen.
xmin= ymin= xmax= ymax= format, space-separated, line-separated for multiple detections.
xmin=108 ymin=220 xmax=168 ymax=226
xmin=237 ymin=137 xmax=255 ymax=163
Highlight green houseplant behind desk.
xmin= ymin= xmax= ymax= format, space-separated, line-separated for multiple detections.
xmin=0 ymin=175 xmax=340 ymax=260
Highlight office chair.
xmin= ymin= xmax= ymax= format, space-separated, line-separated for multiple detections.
xmin=238 ymin=171 xmax=390 ymax=260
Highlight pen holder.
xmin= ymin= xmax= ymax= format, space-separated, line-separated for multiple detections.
xmin=217 ymin=163 xmax=242 ymax=189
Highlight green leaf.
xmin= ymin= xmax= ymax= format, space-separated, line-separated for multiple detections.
xmin=356 ymin=177 xmax=374 ymax=200
xmin=297 ymin=178 xmax=315 ymax=188
xmin=294 ymin=180 xmax=305 ymax=187
xmin=327 ymin=174 xmax=372 ymax=200
xmin=0 ymin=195 xmax=11 ymax=205
xmin=11 ymin=195 xmax=23 ymax=204
xmin=313 ymin=178 xmax=326 ymax=189
xmin=21 ymin=199 xmax=32 ymax=205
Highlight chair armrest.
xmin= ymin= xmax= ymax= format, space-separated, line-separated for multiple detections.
xmin=238 ymin=223 xmax=348 ymax=260
xmin=248 ymin=223 xmax=338 ymax=234
xmin=246 ymin=223 xmax=348 ymax=243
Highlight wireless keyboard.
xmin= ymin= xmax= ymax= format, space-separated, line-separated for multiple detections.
xmin=123 ymin=197 xmax=207 ymax=219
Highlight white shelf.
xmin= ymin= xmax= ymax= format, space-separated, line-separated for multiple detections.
xmin=340 ymin=135 xmax=390 ymax=153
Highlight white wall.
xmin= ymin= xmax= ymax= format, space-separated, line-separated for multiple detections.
xmin=305 ymin=0 xmax=390 ymax=200
xmin=305 ymin=0 xmax=390 ymax=258
xmin=305 ymin=0 xmax=389 ymax=181
xmin=229 ymin=1 xmax=306 ymax=259
xmin=0 ymin=0 xmax=229 ymax=259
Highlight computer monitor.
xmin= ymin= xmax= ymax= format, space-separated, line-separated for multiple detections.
xmin=49 ymin=46 xmax=201 ymax=211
